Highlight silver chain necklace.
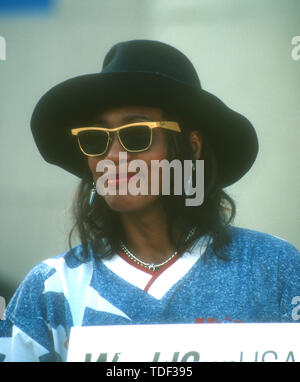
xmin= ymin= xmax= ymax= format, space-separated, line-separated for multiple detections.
xmin=120 ymin=227 xmax=196 ymax=272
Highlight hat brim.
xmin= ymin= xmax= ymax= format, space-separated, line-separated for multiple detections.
xmin=30 ymin=72 xmax=258 ymax=187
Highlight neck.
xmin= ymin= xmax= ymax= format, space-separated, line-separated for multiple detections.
xmin=119 ymin=200 xmax=178 ymax=265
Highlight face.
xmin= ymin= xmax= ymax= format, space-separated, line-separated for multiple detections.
xmin=87 ymin=105 xmax=170 ymax=213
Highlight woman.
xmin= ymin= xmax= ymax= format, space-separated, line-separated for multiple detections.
xmin=0 ymin=39 xmax=299 ymax=362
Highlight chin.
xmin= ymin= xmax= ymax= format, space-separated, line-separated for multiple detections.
xmin=103 ymin=194 xmax=160 ymax=213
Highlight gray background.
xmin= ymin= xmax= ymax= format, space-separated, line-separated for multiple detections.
xmin=0 ymin=0 xmax=299 ymax=302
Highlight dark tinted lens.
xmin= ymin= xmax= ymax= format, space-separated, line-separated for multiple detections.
xmin=119 ymin=125 xmax=151 ymax=151
xmin=78 ymin=130 xmax=108 ymax=155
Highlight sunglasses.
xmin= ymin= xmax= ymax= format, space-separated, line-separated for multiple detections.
xmin=71 ymin=121 xmax=181 ymax=157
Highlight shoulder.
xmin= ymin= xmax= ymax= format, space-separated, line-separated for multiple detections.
xmin=226 ymin=225 xmax=300 ymax=262
xmin=6 ymin=245 xmax=92 ymax=317
xmin=221 ymin=226 xmax=300 ymax=297
xmin=22 ymin=245 xmax=91 ymax=285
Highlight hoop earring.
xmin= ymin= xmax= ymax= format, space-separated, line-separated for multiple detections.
xmin=89 ymin=181 xmax=97 ymax=207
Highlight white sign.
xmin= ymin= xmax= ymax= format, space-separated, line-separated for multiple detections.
xmin=67 ymin=323 xmax=300 ymax=362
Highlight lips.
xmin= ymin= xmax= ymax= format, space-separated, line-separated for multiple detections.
xmin=107 ymin=172 xmax=138 ymax=185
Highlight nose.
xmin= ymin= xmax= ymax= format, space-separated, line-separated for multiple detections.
xmin=104 ymin=133 xmax=123 ymax=161
xmin=88 ymin=133 xmax=131 ymax=181
xmin=105 ymin=133 xmax=132 ymax=164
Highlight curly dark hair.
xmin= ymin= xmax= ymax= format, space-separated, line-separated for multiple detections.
xmin=68 ymin=110 xmax=236 ymax=262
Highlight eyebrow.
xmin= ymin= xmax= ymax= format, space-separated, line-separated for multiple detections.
xmin=96 ymin=114 xmax=153 ymax=125
xmin=123 ymin=115 xmax=153 ymax=123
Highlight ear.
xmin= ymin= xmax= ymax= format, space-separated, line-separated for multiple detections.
xmin=189 ymin=131 xmax=202 ymax=160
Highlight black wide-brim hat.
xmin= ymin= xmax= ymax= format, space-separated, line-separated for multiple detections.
xmin=31 ymin=39 xmax=258 ymax=187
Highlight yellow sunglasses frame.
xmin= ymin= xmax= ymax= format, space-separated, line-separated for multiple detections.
xmin=71 ymin=121 xmax=181 ymax=157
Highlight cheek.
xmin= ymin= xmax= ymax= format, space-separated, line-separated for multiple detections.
xmin=142 ymin=135 xmax=169 ymax=168
xmin=87 ymin=158 xmax=96 ymax=177
xmin=146 ymin=139 xmax=169 ymax=178
xmin=131 ymin=136 xmax=169 ymax=193
xmin=88 ymin=157 xmax=106 ymax=179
